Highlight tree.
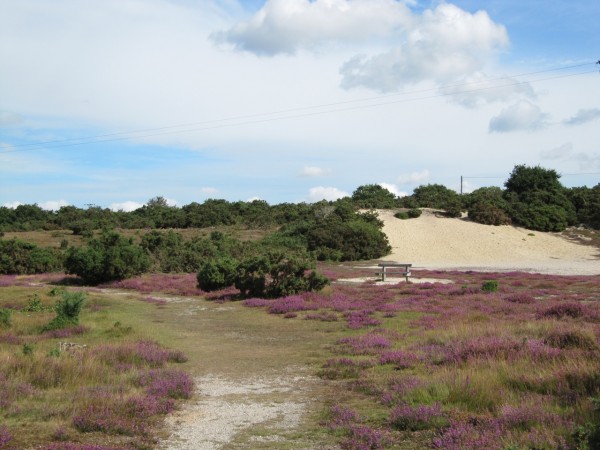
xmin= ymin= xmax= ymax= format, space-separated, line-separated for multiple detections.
xmin=504 ymin=165 xmax=576 ymax=231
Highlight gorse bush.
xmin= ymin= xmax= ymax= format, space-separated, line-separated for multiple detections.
xmin=407 ymin=208 xmax=422 ymax=218
xmin=0 ymin=239 xmax=63 ymax=275
xmin=197 ymin=257 xmax=239 ymax=292
xmin=234 ymin=251 xmax=329 ymax=298
xmin=43 ymin=291 xmax=86 ymax=331
xmin=468 ymin=202 xmax=511 ymax=226
xmin=0 ymin=308 xmax=11 ymax=328
xmin=481 ymin=280 xmax=499 ymax=292
xmin=65 ymin=230 xmax=150 ymax=284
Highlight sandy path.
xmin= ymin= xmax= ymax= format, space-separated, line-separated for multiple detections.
xmin=161 ymin=371 xmax=321 ymax=450
xmin=377 ymin=209 xmax=600 ymax=275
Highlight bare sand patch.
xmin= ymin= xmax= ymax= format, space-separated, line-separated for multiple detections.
xmin=161 ymin=371 xmax=321 ymax=450
xmin=376 ymin=209 xmax=600 ymax=276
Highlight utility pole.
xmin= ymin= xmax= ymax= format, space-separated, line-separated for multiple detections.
xmin=460 ymin=176 xmax=463 ymax=195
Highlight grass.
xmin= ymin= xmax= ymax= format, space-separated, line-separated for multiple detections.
xmin=2 ymin=265 xmax=600 ymax=449
xmin=0 ymin=284 xmax=194 ymax=449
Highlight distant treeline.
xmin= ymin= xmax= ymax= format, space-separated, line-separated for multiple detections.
xmin=2 ymin=165 xmax=598 ymax=233
xmin=0 ymin=200 xmax=391 ymax=280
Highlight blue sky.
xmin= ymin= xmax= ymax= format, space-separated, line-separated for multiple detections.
xmin=1 ymin=0 xmax=599 ymax=211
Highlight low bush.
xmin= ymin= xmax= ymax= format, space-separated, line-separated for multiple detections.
xmin=0 ymin=308 xmax=11 ymax=328
xmin=234 ymin=251 xmax=329 ymax=298
xmin=197 ymin=257 xmax=239 ymax=292
xmin=43 ymin=291 xmax=86 ymax=331
xmin=481 ymin=280 xmax=498 ymax=292
xmin=468 ymin=202 xmax=511 ymax=226
xmin=538 ymin=302 xmax=585 ymax=320
xmin=394 ymin=212 xmax=409 ymax=220
xmin=65 ymin=230 xmax=150 ymax=284
xmin=543 ymin=329 xmax=598 ymax=350
xmin=0 ymin=239 xmax=63 ymax=275
xmin=407 ymin=208 xmax=422 ymax=218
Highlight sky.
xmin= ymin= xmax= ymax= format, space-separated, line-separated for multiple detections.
xmin=1 ymin=0 xmax=599 ymax=211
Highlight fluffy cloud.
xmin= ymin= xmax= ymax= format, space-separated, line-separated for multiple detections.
xmin=109 ymin=201 xmax=144 ymax=212
xmin=40 ymin=200 xmax=69 ymax=210
xmin=540 ymin=142 xmax=573 ymax=160
xmin=378 ymin=182 xmax=407 ymax=197
xmin=300 ymin=166 xmax=332 ymax=177
xmin=201 ymin=187 xmax=219 ymax=195
xmin=489 ymin=100 xmax=548 ymax=133
xmin=2 ymin=201 xmax=23 ymax=209
xmin=340 ymin=3 xmax=508 ymax=92
xmin=307 ymin=186 xmax=349 ymax=202
xmin=564 ymin=108 xmax=600 ymax=126
xmin=397 ymin=169 xmax=429 ymax=185
xmin=213 ymin=0 xmax=411 ymax=55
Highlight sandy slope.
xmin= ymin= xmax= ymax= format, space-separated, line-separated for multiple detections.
xmin=377 ymin=209 xmax=600 ymax=275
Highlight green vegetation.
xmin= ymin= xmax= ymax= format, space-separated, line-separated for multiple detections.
xmin=0 ymin=239 xmax=63 ymax=274
xmin=64 ymin=230 xmax=151 ymax=284
xmin=1 ymin=165 xmax=598 ymax=283
xmin=0 ymin=284 xmax=193 ymax=449
xmin=43 ymin=290 xmax=86 ymax=331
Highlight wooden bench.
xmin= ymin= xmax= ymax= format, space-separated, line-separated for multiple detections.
xmin=375 ymin=263 xmax=412 ymax=282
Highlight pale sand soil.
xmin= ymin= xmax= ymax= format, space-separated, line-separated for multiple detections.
xmin=162 ymin=371 xmax=320 ymax=450
xmin=377 ymin=209 xmax=600 ymax=276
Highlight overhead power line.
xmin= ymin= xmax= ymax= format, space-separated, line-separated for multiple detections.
xmin=1 ymin=61 xmax=598 ymax=155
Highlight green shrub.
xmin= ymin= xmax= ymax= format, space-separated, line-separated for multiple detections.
xmin=351 ymin=184 xmax=398 ymax=208
xmin=407 ymin=208 xmax=422 ymax=218
xmin=468 ymin=202 xmax=511 ymax=226
xmin=0 ymin=239 xmax=63 ymax=274
xmin=234 ymin=251 xmax=329 ymax=298
xmin=197 ymin=257 xmax=239 ymax=292
xmin=23 ymin=294 xmax=48 ymax=312
xmin=65 ymin=230 xmax=150 ymax=284
xmin=394 ymin=212 xmax=409 ymax=220
xmin=43 ymin=291 xmax=86 ymax=331
xmin=504 ymin=165 xmax=577 ymax=232
xmin=0 ymin=308 xmax=11 ymax=328
xmin=481 ymin=280 xmax=498 ymax=292
xmin=305 ymin=206 xmax=391 ymax=261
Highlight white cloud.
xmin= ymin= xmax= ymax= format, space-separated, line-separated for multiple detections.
xmin=378 ymin=182 xmax=407 ymax=197
xmin=439 ymin=72 xmax=534 ymax=108
xmin=340 ymin=3 xmax=508 ymax=92
xmin=39 ymin=200 xmax=69 ymax=210
xmin=201 ymin=187 xmax=219 ymax=195
xmin=397 ymin=169 xmax=430 ymax=185
xmin=300 ymin=166 xmax=331 ymax=177
xmin=489 ymin=100 xmax=548 ymax=133
xmin=564 ymin=108 xmax=600 ymax=126
xmin=540 ymin=142 xmax=573 ymax=160
xmin=2 ymin=201 xmax=23 ymax=209
xmin=307 ymin=186 xmax=349 ymax=202
xmin=109 ymin=201 xmax=144 ymax=212
xmin=213 ymin=0 xmax=411 ymax=56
